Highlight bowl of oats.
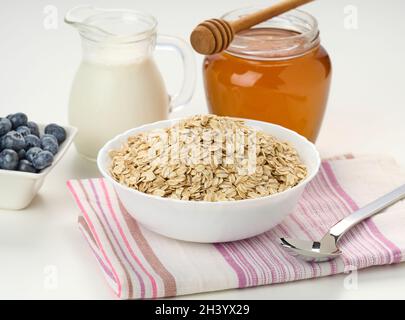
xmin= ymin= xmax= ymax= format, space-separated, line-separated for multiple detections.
xmin=97 ymin=115 xmax=320 ymax=243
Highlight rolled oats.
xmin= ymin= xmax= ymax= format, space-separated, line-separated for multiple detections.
xmin=109 ymin=115 xmax=307 ymax=201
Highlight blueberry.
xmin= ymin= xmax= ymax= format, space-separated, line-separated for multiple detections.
xmin=27 ymin=121 xmax=40 ymax=137
xmin=42 ymin=134 xmax=57 ymax=144
xmin=41 ymin=135 xmax=58 ymax=155
xmin=1 ymin=131 xmax=26 ymax=151
xmin=0 ymin=117 xmax=12 ymax=136
xmin=24 ymin=134 xmax=41 ymax=150
xmin=45 ymin=123 xmax=66 ymax=144
xmin=32 ymin=150 xmax=54 ymax=170
xmin=18 ymin=159 xmax=37 ymax=173
xmin=16 ymin=125 xmax=31 ymax=137
xmin=8 ymin=113 xmax=28 ymax=129
xmin=18 ymin=149 xmax=26 ymax=159
xmin=0 ymin=149 xmax=19 ymax=170
xmin=26 ymin=147 xmax=42 ymax=163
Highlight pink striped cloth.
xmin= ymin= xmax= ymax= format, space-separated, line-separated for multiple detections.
xmin=67 ymin=155 xmax=405 ymax=299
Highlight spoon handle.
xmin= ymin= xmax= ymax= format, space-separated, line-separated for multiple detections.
xmin=329 ymin=184 xmax=405 ymax=241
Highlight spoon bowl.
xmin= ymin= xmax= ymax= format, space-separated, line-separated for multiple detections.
xmin=280 ymin=235 xmax=341 ymax=262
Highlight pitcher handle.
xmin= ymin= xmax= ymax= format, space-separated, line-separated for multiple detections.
xmin=156 ymin=35 xmax=196 ymax=113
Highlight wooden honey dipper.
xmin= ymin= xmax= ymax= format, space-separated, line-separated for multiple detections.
xmin=190 ymin=0 xmax=314 ymax=55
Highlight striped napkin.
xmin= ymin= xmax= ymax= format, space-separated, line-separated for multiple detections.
xmin=67 ymin=155 xmax=405 ymax=299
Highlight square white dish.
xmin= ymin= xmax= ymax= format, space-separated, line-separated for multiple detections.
xmin=0 ymin=124 xmax=77 ymax=210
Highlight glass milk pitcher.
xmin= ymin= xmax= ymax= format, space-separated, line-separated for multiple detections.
xmin=65 ymin=6 xmax=195 ymax=160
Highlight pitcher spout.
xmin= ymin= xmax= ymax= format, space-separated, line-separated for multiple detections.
xmin=65 ymin=5 xmax=115 ymax=39
xmin=65 ymin=5 xmax=157 ymax=43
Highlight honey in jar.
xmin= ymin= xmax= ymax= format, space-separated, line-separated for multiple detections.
xmin=203 ymin=8 xmax=332 ymax=142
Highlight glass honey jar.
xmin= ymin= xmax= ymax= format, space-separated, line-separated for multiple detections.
xmin=203 ymin=7 xmax=332 ymax=142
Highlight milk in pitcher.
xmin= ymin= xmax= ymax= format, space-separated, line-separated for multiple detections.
xmin=69 ymin=55 xmax=169 ymax=160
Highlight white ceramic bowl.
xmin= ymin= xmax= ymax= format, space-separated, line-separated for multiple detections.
xmin=0 ymin=125 xmax=77 ymax=210
xmin=97 ymin=118 xmax=320 ymax=243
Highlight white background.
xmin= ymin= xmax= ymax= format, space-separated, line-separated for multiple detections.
xmin=0 ymin=0 xmax=405 ymax=299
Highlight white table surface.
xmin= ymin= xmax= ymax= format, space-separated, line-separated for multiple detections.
xmin=1 ymin=0 xmax=405 ymax=300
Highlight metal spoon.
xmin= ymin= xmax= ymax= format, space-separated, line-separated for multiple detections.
xmin=280 ymin=184 xmax=405 ymax=262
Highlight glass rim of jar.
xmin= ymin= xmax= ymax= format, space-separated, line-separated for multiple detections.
xmin=65 ymin=8 xmax=158 ymax=45
xmin=222 ymin=7 xmax=320 ymax=60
